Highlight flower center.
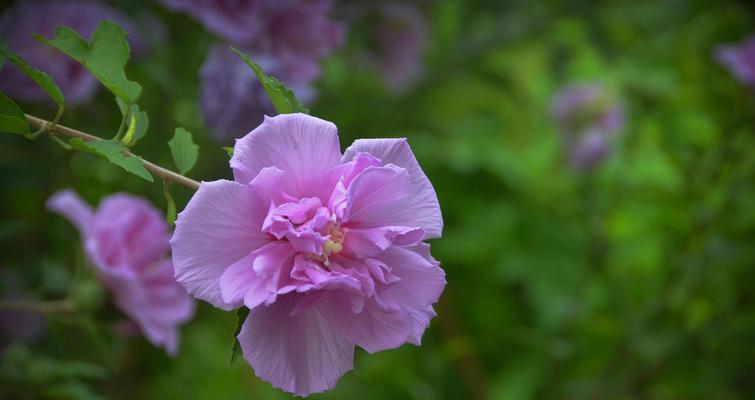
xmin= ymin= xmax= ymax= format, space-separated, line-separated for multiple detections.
xmin=310 ymin=224 xmax=345 ymax=267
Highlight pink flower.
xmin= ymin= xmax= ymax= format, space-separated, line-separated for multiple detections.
xmin=171 ymin=113 xmax=445 ymax=395
xmin=47 ymin=190 xmax=195 ymax=355
xmin=715 ymin=35 xmax=755 ymax=87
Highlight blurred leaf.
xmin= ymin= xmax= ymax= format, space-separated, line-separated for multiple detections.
xmin=44 ymin=381 xmax=105 ymax=400
xmin=68 ymin=138 xmax=153 ymax=182
xmin=0 ymin=91 xmax=29 ymax=136
xmin=0 ymin=47 xmax=65 ymax=106
xmin=168 ymin=127 xmax=199 ymax=174
xmin=163 ymin=181 xmax=177 ymax=226
xmin=37 ymin=21 xmax=141 ymax=103
xmin=230 ymin=307 xmax=249 ymax=364
xmin=222 ymin=147 xmax=234 ymax=157
xmin=230 ymin=47 xmax=308 ymax=114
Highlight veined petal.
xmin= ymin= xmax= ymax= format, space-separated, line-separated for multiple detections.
xmin=171 ymin=180 xmax=271 ymax=310
xmin=320 ymin=296 xmax=412 ymax=354
xmin=374 ymin=245 xmax=446 ymax=344
xmin=231 ymin=114 xmax=342 ymax=199
xmin=238 ymin=294 xmax=355 ymax=396
xmin=342 ymin=138 xmax=442 ymax=238
xmin=342 ymin=226 xmax=424 ymax=258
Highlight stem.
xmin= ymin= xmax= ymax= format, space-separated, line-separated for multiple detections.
xmin=112 ymin=105 xmax=130 ymax=141
xmin=26 ymin=113 xmax=201 ymax=190
xmin=0 ymin=299 xmax=74 ymax=314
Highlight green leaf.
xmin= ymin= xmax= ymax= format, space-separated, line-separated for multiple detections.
xmin=168 ymin=127 xmax=199 ymax=174
xmin=68 ymin=138 xmax=153 ymax=182
xmin=37 ymin=21 xmax=141 ymax=103
xmin=116 ymin=98 xmax=149 ymax=145
xmin=163 ymin=181 xmax=177 ymax=227
xmin=0 ymin=47 xmax=65 ymax=106
xmin=230 ymin=307 xmax=250 ymax=364
xmin=0 ymin=91 xmax=30 ymax=136
xmin=229 ymin=47 xmax=308 ymax=114
xmin=222 ymin=146 xmax=234 ymax=157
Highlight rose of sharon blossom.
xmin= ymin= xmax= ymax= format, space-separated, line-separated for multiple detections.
xmin=0 ymin=0 xmax=144 ymax=105
xmin=715 ymin=35 xmax=755 ymax=87
xmin=551 ymin=83 xmax=624 ymax=170
xmin=200 ymin=45 xmax=314 ymax=143
xmin=160 ymin=0 xmax=343 ymax=82
xmin=47 ymin=190 xmax=194 ymax=355
xmin=171 ymin=114 xmax=445 ymax=395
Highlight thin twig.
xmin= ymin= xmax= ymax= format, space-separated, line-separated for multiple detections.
xmin=26 ymin=114 xmax=201 ymax=190
xmin=0 ymin=299 xmax=74 ymax=314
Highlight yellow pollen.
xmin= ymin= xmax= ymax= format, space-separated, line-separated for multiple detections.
xmin=323 ymin=239 xmax=343 ymax=255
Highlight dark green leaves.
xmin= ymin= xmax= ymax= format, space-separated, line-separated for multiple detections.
xmin=69 ymin=138 xmax=153 ymax=182
xmin=168 ymin=128 xmax=199 ymax=174
xmin=0 ymin=91 xmax=30 ymax=136
xmin=37 ymin=21 xmax=141 ymax=104
xmin=230 ymin=307 xmax=250 ymax=364
xmin=230 ymin=47 xmax=309 ymax=114
xmin=0 ymin=48 xmax=65 ymax=106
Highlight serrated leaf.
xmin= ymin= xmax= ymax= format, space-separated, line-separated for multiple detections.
xmin=0 ymin=47 xmax=65 ymax=106
xmin=37 ymin=21 xmax=141 ymax=103
xmin=68 ymin=138 xmax=153 ymax=182
xmin=168 ymin=127 xmax=199 ymax=174
xmin=230 ymin=307 xmax=250 ymax=364
xmin=0 ymin=91 xmax=30 ymax=136
xmin=229 ymin=47 xmax=308 ymax=114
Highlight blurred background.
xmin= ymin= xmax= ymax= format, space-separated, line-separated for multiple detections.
xmin=2 ymin=0 xmax=755 ymax=399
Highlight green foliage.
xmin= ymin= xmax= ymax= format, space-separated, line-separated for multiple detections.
xmin=230 ymin=307 xmax=250 ymax=365
xmin=0 ymin=91 xmax=29 ymax=135
xmin=0 ymin=48 xmax=65 ymax=106
xmin=68 ymin=138 xmax=153 ymax=182
xmin=168 ymin=127 xmax=199 ymax=174
xmin=230 ymin=47 xmax=309 ymax=114
xmin=37 ymin=21 xmax=141 ymax=103
xmin=116 ymin=98 xmax=149 ymax=145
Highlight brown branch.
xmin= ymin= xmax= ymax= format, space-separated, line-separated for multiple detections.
xmin=26 ymin=114 xmax=200 ymax=190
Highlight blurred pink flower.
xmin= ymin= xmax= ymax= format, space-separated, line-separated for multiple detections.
xmin=160 ymin=0 xmax=343 ymax=81
xmin=354 ymin=2 xmax=429 ymax=92
xmin=199 ymin=45 xmax=315 ymax=143
xmin=0 ymin=0 xmax=147 ymax=105
xmin=715 ymin=35 xmax=755 ymax=87
xmin=47 ymin=190 xmax=194 ymax=355
xmin=551 ymin=83 xmax=624 ymax=171
xmin=171 ymin=113 xmax=445 ymax=395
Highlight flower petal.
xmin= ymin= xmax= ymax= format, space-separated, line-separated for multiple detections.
xmin=375 ymin=245 xmax=446 ymax=344
xmin=231 ymin=113 xmax=342 ymax=199
xmin=46 ymin=189 xmax=94 ymax=236
xmin=238 ymin=294 xmax=355 ymax=396
xmin=342 ymin=138 xmax=442 ymax=238
xmin=342 ymin=226 xmax=424 ymax=258
xmin=320 ymin=296 xmax=412 ymax=354
xmin=171 ymin=180 xmax=270 ymax=310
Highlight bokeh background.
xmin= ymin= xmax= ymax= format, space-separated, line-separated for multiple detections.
xmin=2 ymin=0 xmax=755 ymax=399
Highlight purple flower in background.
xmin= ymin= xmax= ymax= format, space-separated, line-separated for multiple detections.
xmin=551 ymin=83 xmax=624 ymax=171
xmin=171 ymin=114 xmax=445 ymax=395
xmin=0 ymin=273 xmax=45 ymax=354
xmin=0 ymin=0 xmax=145 ymax=106
xmin=199 ymin=45 xmax=314 ymax=143
xmin=715 ymin=35 xmax=755 ymax=87
xmin=47 ymin=190 xmax=194 ymax=355
xmin=160 ymin=0 xmax=343 ymax=81
xmin=354 ymin=2 xmax=429 ymax=92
